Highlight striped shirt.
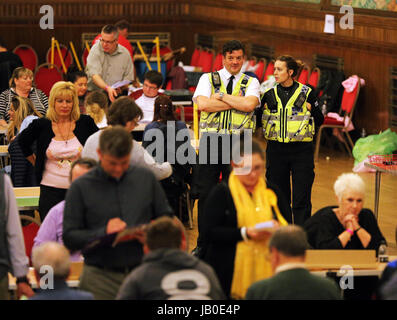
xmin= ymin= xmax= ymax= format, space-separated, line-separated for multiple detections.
xmin=0 ymin=87 xmax=48 ymax=122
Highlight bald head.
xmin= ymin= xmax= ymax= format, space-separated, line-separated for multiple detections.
xmin=32 ymin=242 xmax=71 ymax=279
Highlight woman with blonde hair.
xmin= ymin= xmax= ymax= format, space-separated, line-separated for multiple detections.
xmin=18 ymin=81 xmax=98 ymax=220
xmin=6 ymin=96 xmax=42 ymax=187
xmin=84 ymin=90 xmax=108 ymax=128
xmin=0 ymin=67 xmax=48 ymax=126
xmin=6 ymin=96 xmax=42 ymax=141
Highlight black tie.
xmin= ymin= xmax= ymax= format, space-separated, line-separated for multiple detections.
xmin=226 ymin=75 xmax=234 ymax=95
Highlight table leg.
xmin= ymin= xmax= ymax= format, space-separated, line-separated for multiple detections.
xmin=374 ymin=170 xmax=381 ymax=220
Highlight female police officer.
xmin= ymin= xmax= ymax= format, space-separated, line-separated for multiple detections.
xmin=261 ymin=55 xmax=323 ymax=226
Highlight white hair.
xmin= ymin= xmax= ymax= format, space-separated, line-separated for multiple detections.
xmin=32 ymin=242 xmax=71 ymax=279
xmin=333 ymin=173 xmax=365 ymax=202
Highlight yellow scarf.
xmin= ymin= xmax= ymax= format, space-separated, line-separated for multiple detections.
xmin=229 ymin=171 xmax=288 ymax=299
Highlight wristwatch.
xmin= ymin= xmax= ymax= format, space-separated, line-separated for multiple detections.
xmin=219 ymin=92 xmax=224 ymax=100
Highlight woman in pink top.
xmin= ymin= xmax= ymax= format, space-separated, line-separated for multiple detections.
xmin=18 ymin=81 xmax=98 ymax=220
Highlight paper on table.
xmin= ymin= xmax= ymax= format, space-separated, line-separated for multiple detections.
xmin=255 ymin=221 xmax=277 ymax=233
xmin=111 ymin=80 xmax=131 ymax=89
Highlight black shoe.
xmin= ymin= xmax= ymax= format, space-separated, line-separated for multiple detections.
xmin=191 ymin=246 xmax=204 ymax=259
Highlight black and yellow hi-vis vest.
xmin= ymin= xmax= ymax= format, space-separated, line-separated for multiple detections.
xmin=262 ymin=82 xmax=314 ymax=142
xmin=199 ymin=72 xmax=256 ymax=134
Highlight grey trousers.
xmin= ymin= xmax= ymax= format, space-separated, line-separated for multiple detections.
xmin=79 ymin=264 xmax=130 ymax=300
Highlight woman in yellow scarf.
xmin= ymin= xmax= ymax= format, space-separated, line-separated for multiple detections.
xmin=202 ymin=138 xmax=291 ymax=299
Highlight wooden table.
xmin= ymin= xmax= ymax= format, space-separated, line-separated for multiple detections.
xmin=364 ymin=162 xmax=397 ymax=220
xmin=14 ymin=187 xmax=40 ymax=211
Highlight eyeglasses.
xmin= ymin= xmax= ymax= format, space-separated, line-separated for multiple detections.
xmin=143 ymin=83 xmax=159 ymax=91
xmin=100 ymin=38 xmax=117 ymax=45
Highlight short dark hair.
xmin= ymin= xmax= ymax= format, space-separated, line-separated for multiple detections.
xmin=222 ymin=40 xmax=245 ymax=56
xmin=153 ymin=95 xmax=177 ymax=123
xmin=107 ymin=96 xmax=143 ymax=126
xmin=145 ymin=216 xmax=182 ymax=250
xmin=66 ymin=70 xmax=87 ymax=84
xmin=101 ymin=25 xmax=118 ymax=37
xmin=144 ymin=70 xmax=163 ymax=88
xmin=276 ymin=55 xmax=303 ymax=78
xmin=99 ymin=125 xmax=132 ymax=158
xmin=69 ymin=157 xmax=97 ymax=182
xmin=269 ymin=225 xmax=309 ymax=257
xmin=115 ymin=20 xmax=130 ymax=31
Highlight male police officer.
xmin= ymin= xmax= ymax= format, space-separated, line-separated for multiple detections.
xmin=192 ymin=40 xmax=260 ymax=257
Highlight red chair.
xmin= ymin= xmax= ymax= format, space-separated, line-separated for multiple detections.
xmin=190 ymin=47 xmax=201 ymax=67
xmin=12 ymin=44 xmax=38 ymax=71
xmin=308 ymin=67 xmax=321 ymax=89
xmin=82 ymin=47 xmax=90 ymax=67
xmin=254 ymin=58 xmax=266 ymax=83
xmin=263 ymin=60 xmax=275 ymax=81
xmin=212 ymin=53 xmax=223 ymax=71
xmin=197 ymin=48 xmax=213 ymax=73
xmin=314 ymin=76 xmax=361 ymax=161
xmin=297 ymin=65 xmax=310 ymax=85
xmin=248 ymin=56 xmax=257 ymax=68
xmin=176 ymin=107 xmax=200 ymax=123
xmin=34 ymin=63 xmax=64 ymax=97
xmin=20 ymin=214 xmax=41 ymax=265
xmin=46 ymin=44 xmax=74 ymax=72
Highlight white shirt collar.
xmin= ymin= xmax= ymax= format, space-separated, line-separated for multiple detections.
xmin=275 ymin=262 xmax=307 ymax=275
xmin=219 ymin=68 xmax=243 ymax=82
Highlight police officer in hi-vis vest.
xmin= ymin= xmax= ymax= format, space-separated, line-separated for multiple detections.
xmin=192 ymin=40 xmax=260 ymax=257
xmin=261 ymin=55 xmax=324 ymax=227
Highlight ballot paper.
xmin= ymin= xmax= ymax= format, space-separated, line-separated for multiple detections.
xmin=111 ymin=80 xmax=131 ymax=89
xmin=254 ymin=221 xmax=277 ymax=233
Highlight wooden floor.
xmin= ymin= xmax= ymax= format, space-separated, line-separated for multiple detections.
xmin=186 ymin=146 xmax=397 ymax=255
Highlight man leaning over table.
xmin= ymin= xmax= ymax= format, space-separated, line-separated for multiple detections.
xmin=86 ymin=24 xmax=134 ymax=103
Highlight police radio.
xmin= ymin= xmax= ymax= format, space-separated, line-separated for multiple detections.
xmin=211 ymin=72 xmax=222 ymax=93
xmin=292 ymin=91 xmax=306 ymax=112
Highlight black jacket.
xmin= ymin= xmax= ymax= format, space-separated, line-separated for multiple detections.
xmin=18 ymin=115 xmax=98 ymax=184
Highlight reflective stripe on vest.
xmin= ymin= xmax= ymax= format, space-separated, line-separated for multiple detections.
xmin=199 ymin=73 xmax=255 ymax=134
xmin=262 ymin=82 xmax=314 ymax=143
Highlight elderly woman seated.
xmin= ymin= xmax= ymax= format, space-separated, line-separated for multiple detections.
xmin=304 ymin=173 xmax=385 ymax=250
